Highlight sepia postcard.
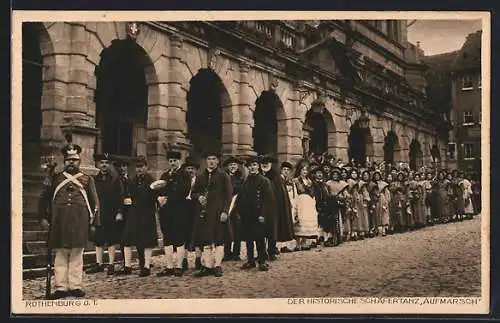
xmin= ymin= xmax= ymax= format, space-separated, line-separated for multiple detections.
xmin=11 ymin=10 xmax=490 ymax=315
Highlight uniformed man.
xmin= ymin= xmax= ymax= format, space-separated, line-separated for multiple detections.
xmin=155 ymin=151 xmax=191 ymax=277
xmin=236 ymin=156 xmax=274 ymax=271
xmin=191 ymin=151 xmax=233 ymax=277
xmin=38 ymin=144 xmax=100 ymax=299
xmin=86 ymin=153 xmax=123 ymax=276
xmin=222 ymin=156 xmax=244 ymax=261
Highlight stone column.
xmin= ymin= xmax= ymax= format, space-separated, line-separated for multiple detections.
xmin=237 ymin=62 xmax=255 ymax=157
xmin=281 ymin=83 xmax=306 ymax=164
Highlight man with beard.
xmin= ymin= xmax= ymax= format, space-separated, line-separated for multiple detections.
xmin=191 ymin=151 xmax=233 ymax=277
xmin=236 ymin=156 xmax=274 ymax=271
xmin=86 ymin=153 xmax=123 ymax=276
xmin=154 ymin=151 xmax=192 ymax=277
xmin=260 ymin=154 xmax=294 ymax=261
xmin=222 ymin=156 xmax=244 ymax=261
xmin=182 ymin=156 xmax=203 ymax=270
xmin=38 ymin=144 xmax=100 ymax=299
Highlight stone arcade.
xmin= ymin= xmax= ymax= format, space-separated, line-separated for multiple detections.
xmin=21 ymin=20 xmax=450 ymax=269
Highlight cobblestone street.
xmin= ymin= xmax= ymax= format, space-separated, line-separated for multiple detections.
xmin=23 ymin=216 xmax=482 ymax=300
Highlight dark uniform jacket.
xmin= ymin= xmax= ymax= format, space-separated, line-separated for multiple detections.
xmin=38 ymin=170 xmax=100 ymax=249
xmin=191 ymin=168 xmax=233 ymax=246
xmin=121 ymin=173 xmax=158 ymax=248
xmin=92 ymin=172 xmax=123 ymax=245
xmin=235 ymin=173 xmax=274 ymax=241
xmin=158 ymin=167 xmax=192 ymax=246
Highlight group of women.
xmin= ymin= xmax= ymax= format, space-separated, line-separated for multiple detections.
xmin=276 ymin=157 xmax=481 ymax=253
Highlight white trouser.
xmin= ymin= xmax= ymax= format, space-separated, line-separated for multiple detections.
xmin=54 ymin=248 xmax=84 ymax=291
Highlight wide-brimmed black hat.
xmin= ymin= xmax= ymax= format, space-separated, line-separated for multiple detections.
xmin=259 ymin=154 xmax=278 ymax=163
xmin=246 ymin=155 xmax=260 ymax=165
xmin=330 ymin=167 xmax=342 ymax=175
xmin=203 ymin=150 xmax=221 ymax=158
xmin=183 ymin=156 xmax=199 ymax=169
xmin=166 ymin=151 xmax=182 ymax=160
xmin=280 ymin=161 xmax=293 ymax=169
xmin=223 ymin=156 xmax=242 ymax=167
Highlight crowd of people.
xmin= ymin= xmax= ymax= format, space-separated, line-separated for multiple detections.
xmin=37 ymin=144 xmax=482 ymax=300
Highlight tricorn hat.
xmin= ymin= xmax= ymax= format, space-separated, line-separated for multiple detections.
xmin=203 ymin=150 xmax=221 ymax=158
xmin=61 ymin=144 xmax=82 ymax=160
xmin=166 ymin=151 xmax=182 ymax=160
xmin=246 ymin=155 xmax=260 ymax=165
xmin=93 ymin=152 xmax=111 ymax=162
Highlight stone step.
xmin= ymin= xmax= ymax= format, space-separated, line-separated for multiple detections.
xmin=23 ymin=230 xmax=49 ymax=242
xmin=24 ymin=240 xmax=96 ymax=255
xmin=23 ymin=248 xmax=164 ymax=279
xmin=23 ymin=219 xmax=42 ymax=231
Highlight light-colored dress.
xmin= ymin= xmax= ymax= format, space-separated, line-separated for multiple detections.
xmin=460 ymin=179 xmax=475 ymax=214
xmin=376 ymin=181 xmax=391 ymax=226
xmin=356 ymin=180 xmax=371 ymax=233
xmin=293 ymin=177 xmax=319 ymax=238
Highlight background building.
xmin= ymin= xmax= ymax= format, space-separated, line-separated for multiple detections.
xmin=423 ymin=30 xmax=482 ymax=173
xmin=21 ymin=20 xmax=450 ymax=271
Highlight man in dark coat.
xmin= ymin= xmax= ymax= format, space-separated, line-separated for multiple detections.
xmin=236 ymin=156 xmax=274 ymax=271
xmin=113 ymin=157 xmax=132 ymax=269
xmin=191 ymin=151 xmax=233 ymax=277
xmin=86 ymin=153 xmax=123 ymax=276
xmin=260 ymin=154 xmax=294 ymax=260
xmin=38 ymin=144 xmax=100 ymax=299
xmin=155 ymin=151 xmax=192 ymax=277
xmin=222 ymin=156 xmax=244 ymax=261
xmin=119 ymin=156 xmax=158 ymax=277
xmin=182 ymin=156 xmax=202 ymax=270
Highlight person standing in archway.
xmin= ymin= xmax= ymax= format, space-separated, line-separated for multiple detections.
xmin=222 ymin=156 xmax=245 ymax=262
xmin=86 ymin=153 xmax=123 ymax=276
xmin=155 ymin=151 xmax=192 ymax=277
xmin=191 ymin=151 xmax=233 ymax=277
xmin=38 ymin=144 xmax=100 ymax=299
xmin=260 ymin=154 xmax=295 ymax=261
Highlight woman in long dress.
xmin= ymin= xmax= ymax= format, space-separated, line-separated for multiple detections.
xmin=434 ymin=171 xmax=451 ymax=224
xmin=375 ymin=176 xmax=390 ymax=236
xmin=293 ymin=160 xmax=319 ymax=251
xmin=460 ymin=174 xmax=475 ymax=219
xmin=385 ymin=173 xmax=395 ymax=234
xmin=369 ymin=171 xmax=383 ymax=236
xmin=347 ymin=168 xmax=360 ymax=240
xmin=422 ymin=171 xmax=435 ymax=226
xmin=356 ymin=170 xmax=371 ymax=240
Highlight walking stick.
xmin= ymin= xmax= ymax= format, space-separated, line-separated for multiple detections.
xmin=43 ymin=162 xmax=56 ymax=300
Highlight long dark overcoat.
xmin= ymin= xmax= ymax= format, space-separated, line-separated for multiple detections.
xmin=235 ymin=173 xmax=274 ymax=241
xmin=191 ymin=168 xmax=233 ymax=246
xmin=121 ymin=174 xmax=158 ymax=248
xmin=158 ymin=168 xmax=192 ymax=246
xmin=92 ymin=172 xmax=123 ymax=245
xmin=263 ymin=169 xmax=295 ymax=242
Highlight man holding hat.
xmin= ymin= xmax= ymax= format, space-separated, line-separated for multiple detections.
xmin=113 ymin=157 xmax=133 ymax=269
xmin=222 ymin=156 xmax=244 ymax=261
xmin=236 ymin=155 xmax=274 ymax=271
xmin=191 ymin=150 xmax=233 ymax=277
xmin=86 ymin=153 xmax=124 ymax=276
xmin=38 ymin=143 xmax=100 ymax=299
xmin=155 ymin=150 xmax=192 ymax=277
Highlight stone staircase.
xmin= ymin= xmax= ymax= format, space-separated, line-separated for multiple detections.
xmin=22 ymin=171 xmax=163 ymax=279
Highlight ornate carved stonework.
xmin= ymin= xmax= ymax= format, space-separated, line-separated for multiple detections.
xmin=208 ymin=47 xmax=221 ymax=70
xmin=269 ymin=76 xmax=280 ymax=92
xmin=126 ymin=22 xmax=140 ymax=39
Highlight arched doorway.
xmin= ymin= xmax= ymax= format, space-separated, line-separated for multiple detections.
xmin=348 ymin=118 xmax=373 ymax=167
xmin=305 ymin=109 xmax=328 ymax=155
xmin=94 ymin=39 xmax=149 ymax=159
xmin=186 ymin=68 xmax=230 ymax=165
xmin=253 ymin=90 xmax=280 ymax=156
xmin=409 ymin=139 xmax=423 ymax=170
xmin=384 ymin=130 xmax=400 ymax=166
xmin=22 ymin=22 xmax=43 ymax=170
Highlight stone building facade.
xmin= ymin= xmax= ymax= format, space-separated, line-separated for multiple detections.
xmin=22 ymin=20 xmax=449 ymax=178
